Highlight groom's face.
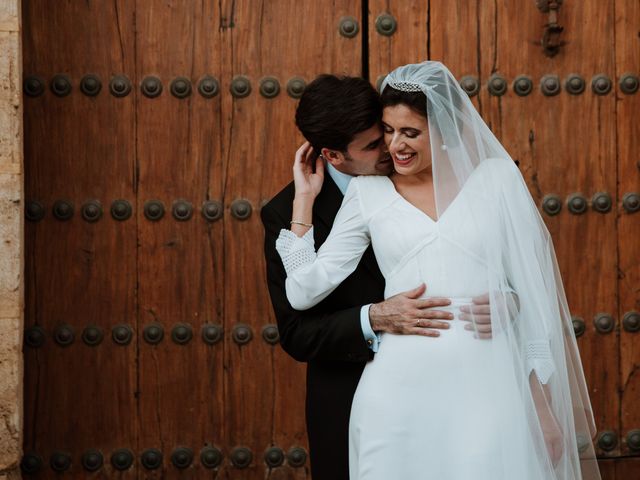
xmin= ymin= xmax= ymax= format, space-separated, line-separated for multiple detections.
xmin=327 ymin=124 xmax=393 ymax=177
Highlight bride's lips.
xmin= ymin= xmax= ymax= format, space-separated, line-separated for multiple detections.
xmin=393 ymin=152 xmax=417 ymax=167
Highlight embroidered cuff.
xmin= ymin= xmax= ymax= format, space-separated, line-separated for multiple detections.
xmin=275 ymin=228 xmax=316 ymax=275
xmin=526 ymin=339 xmax=555 ymax=384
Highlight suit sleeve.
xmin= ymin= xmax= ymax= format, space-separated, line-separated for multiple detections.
xmin=261 ymin=202 xmax=372 ymax=363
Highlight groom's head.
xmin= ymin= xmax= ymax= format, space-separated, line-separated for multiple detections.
xmin=295 ymin=74 xmax=392 ymax=176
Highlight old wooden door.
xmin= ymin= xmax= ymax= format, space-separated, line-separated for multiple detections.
xmin=21 ymin=1 xmax=639 ymax=479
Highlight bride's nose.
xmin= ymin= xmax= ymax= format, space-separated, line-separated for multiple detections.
xmin=387 ymin=133 xmax=406 ymax=153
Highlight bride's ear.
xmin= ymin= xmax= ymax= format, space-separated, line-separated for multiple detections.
xmin=320 ymin=148 xmax=345 ymax=166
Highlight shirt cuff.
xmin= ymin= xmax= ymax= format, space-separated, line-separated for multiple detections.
xmin=275 ymin=228 xmax=316 ymax=275
xmin=360 ymin=304 xmax=381 ymax=353
xmin=526 ymin=339 xmax=555 ymax=384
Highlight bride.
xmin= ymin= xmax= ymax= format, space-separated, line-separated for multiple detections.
xmin=275 ymin=61 xmax=601 ymax=480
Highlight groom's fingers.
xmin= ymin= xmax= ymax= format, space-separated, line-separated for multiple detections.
xmin=415 ymin=297 xmax=451 ymax=309
xmin=410 ymin=328 xmax=442 ymax=337
xmin=416 ymin=309 xmax=454 ymax=320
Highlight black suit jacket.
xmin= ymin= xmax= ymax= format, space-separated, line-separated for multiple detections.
xmin=261 ymin=175 xmax=385 ymax=480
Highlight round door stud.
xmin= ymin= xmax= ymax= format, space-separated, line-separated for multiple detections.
xmin=264 ymin=447 xmax=285 ymax=468
xmin=287 ymin=77 xmax=306 ymax=98
xmin=513 ymin=76 xmax=533 ymax=97
xmin=202 ymin=323 xmax=223 ymax=345
xmin=111 ymin=199 xmax=132 ymax=221
xmin=262 ymin=324 xmax=279 ymax=345
xmin=488 ymin=74 xmax=507 ymax=96
xmin=82 ymin=325 xmax=104 ymax=346
xmin=25 ymin=325 xmax=46 ymax=348
xmin=24 ymin=75 xmax=45 ymax=97
xmin=21 ymin=453 xmax=43 ymax=474
xmin=230 ymin=199 xmax=252 ymax=220
xmin=202 ymin=200 xmax=223 ymax=222
xmin=620 ymin=74 xmax=639 ymax=95
xmin=172 ymin=199 xmax=193 ymax=221
xmin=572 ymin=316 xmax=585 ymax=338
xmin=622 ymin=192 xmax=640 ymax=213
xmin=112 ymin=324 xmax=133 ymax=346
xmin=622 ymin=311 xmax=640 ymax=333
xmin=375 ymin=13 xmax=397 ymax=36
xmin=171 ymin=323 xmax=193 ymax=345
xmin=565 ymin=74 xmax=585 ymax=95
xmin=592 ymin=74 xmax=612 ymax=95
xmin=81 ymin=449 xmax=103 ymax=472
xmin=50 ymin=74 xmax=72 ymax=97
xmin=232 ymin=324 xmax=253 ymax=345
xmin=141 ymin=448 xmax=163 ymax=470
xmin=50 ymin=452 xmax=72 ymax=472
xmin=567 ymin=194 xmax=588 ymax=215
xmin=591 ymin=192 xmax=612 ymax=213
xmin=459 ymin=76 xmax=480 ymax=97
xmin=81 ymin=200 xmax=103 ymax=223
xmin=542 ymin=194 xmax=562 ymax=216
xmin=109 ymin=75 xmax=132 ymax=98
xmin=54 ymin=324 xmax=75 ymax=347
xmin=170 ymin=77 xmax=192 ymax=98
xmin=171 ymin=447 xmax=193 ymax=469
xmin=144 ymin=200 xmax=165 ymax=221
xmin=200 ymin=446 xmax=223 ymax=469
xmin=198 ymin=75 xmax=220 ymax=98
xmin=597 ymin=431 xmax=618 ymax=452
xmin=540 ymin=75 xmax=561 ymax=96
xmin=230 ymin=75 xmax=251 ymax=98
xmin=260 ymin=76 xmax=280 ymax=98
xmin=141 ymin=76 xmax=163 ymax=98
xmin=143 ymin=323 xmax=164 ymax=345
xmin=287 ymin=447 xmax=307 ymax=467
xmin=26 ymin=200 xmax=45 ymax=222
xmin=80 ymin=74 xmax=102 ymax=96
xmin=230 ymin=447 xmax=253 ymax=469
xmin=594 ymin=313 xmax=615 ymax=334
xmin=338 ymin=16 xmax=359 ymax=38
xmin=111 ymin=448 xmax=134 ymax=470
xmin=626 ymin=430 xmax=640 ymax=451
xmin=52 ymin=200 xmax=74 ymax=221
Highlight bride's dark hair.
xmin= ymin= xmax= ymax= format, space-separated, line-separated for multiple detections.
xmin=380 ymin=86 xmax=428 ymax=119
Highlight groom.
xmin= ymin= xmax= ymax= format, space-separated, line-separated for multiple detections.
xmin=261 ymin=74 xmax=458 ymax=479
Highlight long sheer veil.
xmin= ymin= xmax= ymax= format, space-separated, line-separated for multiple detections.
xmin=381 ymin=61 xmax=600 ymax=480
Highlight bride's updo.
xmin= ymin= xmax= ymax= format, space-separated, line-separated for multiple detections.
xmin=380 ymin=86 xmax=428 ymax=119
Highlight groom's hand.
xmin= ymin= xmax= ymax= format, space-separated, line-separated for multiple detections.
xmin=368 ymin=283 xmax=453 ymax=337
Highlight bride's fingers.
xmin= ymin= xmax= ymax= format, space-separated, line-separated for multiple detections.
xmin=465 ymin=323 xmax=491 ymax=333
xmin=459 ymin=304 xmax=490 ymax=315
xmin=293 ymin=141 xmax=312 ymax=168
xmin=459 ymin=313 xmax=490 ymax=323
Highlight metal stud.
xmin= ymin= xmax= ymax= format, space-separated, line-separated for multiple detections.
xmin=24 ymin=325 xmax=46 ymax=348
xmin=81 ymin=449 xmax=103 ymax=472
xmin=202 ymin=324 xmax=223 ymax=345
xmin=172 ymin=199 xmax=193 ymax=221
xmin=81 ymin=200 xmax=103 ymax=223
xmin=230 ymin=199 xmax=252 ymax=220
xmin=567 ymin=193 xmax=587 ymax=215
xmin=622 ymin=311 xmax=640 ymax=333
xmin=572 ymin=316 xmax=585 ymax=338
xmin=111 ymin=448 xmax=134 ymax=470
xmin=230 ymin=75 xmax=251 ymax=98
xmin=620 ymin=74 xmax=639 ymax=95
xmin=592 ymin=74 xmax=612 ymax=95
xmin=287 ymin=447 xmax=307 ymax=467
xmin=565 ymin=74 xmax=585 ymax=95
xmin=488 ymin=74 xmax=507 ymax=96
xmin=202 ymin=200 xmax=223 ymax=222
xmin=594 ymin=313 xmax=615 ymax=334
xmin=170 ymin=77 xmax=192 ymax=98
xmin=144 ymin=200 xmax=165 ymax=221
xmin=338 ymin=16 xmax=359 ymax=38
xmin=171 ymin=323 xmax=193 ymax=345
xmin=541 ymin=194 xmax=562 ymax=216
xmin=80 ymin=74 xmax=102 ymax=96
xmin=260 ymin=76 xmax=280 ymax=98
xmin=622 ymin=192 xmax=640 ymax=213
xmin=141 ymin=76 xmax=163 ymax=98
xmin=459 ymin=76 xmax=479 ymax=97
xmin=112 ymin=324 xmax=133 ymax=346
xmin=513 ymin=76 xmax=533 ymax=96
xmin=20 ymin=453 xmax=43 ymax=474
xmin=375 ymin=13 xmax=397 ymax=36
xmin=232 ymin=324 xmax=253 ymax=345
xmin=591 ymin=192 xmax=611 ymax=213
xmin=110 ymin=199 xmax=132 ymax=221
xmin=143 ymin=323 xmax=164 ymax=345
xmin=286 ymin=77 xmax=306 ymax=99
xmin=52 ymin=200 xmax=74 ymax=221
xmin=23 ymin=75 xmax=45 ymax=97
xmin=54 ymin=324 xmax=75 ymax=347
xmin=230 ymin=447 xmax=253 ymax=469
xmin=109 ymin=75 xmax=132 ymax=98
xmin=264 ymin=447 xmax=285 ymax=468
xmin=627 ymin=430 xmax=640 ymax=451
xmin=50 ymin=452 xmax=72 ymax=472
xmin=26 ymin=200 xmax=45 ymax=222
xmin=262 ymin=324 xmax=279 ymax=345
xmin=82 ymin=325 xmax=104 ymax=346
xmin=200 ymin=446 xmax=223 ymax=469
xmin=198 ymin=75 xmax=220 ymax=98
xmin=597 ymin=431 xmax=618 ymax=451
xmin=540 ymin=75 xmax=561 ymax=96
xmin=50 ymin=74 xmax=72 ymax=97
xmin=171 ymin=447 xmax=193 ymax=469
xmin=141 ymin=448 xmax=163 ymax=470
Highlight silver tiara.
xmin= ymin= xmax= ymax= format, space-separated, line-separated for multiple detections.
xmin=388 ymin=81 xmax=423 ymax=92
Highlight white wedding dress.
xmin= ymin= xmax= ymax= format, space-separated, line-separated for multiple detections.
xmin=276 ymin=159 xmax=555 ymax=479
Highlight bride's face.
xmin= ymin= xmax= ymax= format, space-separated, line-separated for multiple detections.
xmin=382 ymin=104 xmax=431 ymax=176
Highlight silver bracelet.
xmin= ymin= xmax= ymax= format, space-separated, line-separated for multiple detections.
xmin=290 ymin=220 xmax=313 ymax=228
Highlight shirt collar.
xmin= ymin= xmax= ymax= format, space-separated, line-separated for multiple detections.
xmin=325 ymin=161 xmax=354 ymax=195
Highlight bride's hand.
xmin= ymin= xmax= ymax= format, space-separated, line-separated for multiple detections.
xmin=293 ymin=141 xmax=324 ymax=199
xmin=540 ymin=406 xmax=564 ymax=467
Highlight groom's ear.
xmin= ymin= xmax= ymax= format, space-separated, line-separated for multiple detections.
xmin=320 ymin=147 xmax=345 ymax=166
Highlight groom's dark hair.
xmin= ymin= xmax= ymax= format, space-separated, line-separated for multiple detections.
xmin=295 ymin=74 xmax=382 ymax=156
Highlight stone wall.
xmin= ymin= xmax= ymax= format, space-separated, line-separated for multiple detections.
xmin=0 ymin=0 xmax=23 ymax=479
